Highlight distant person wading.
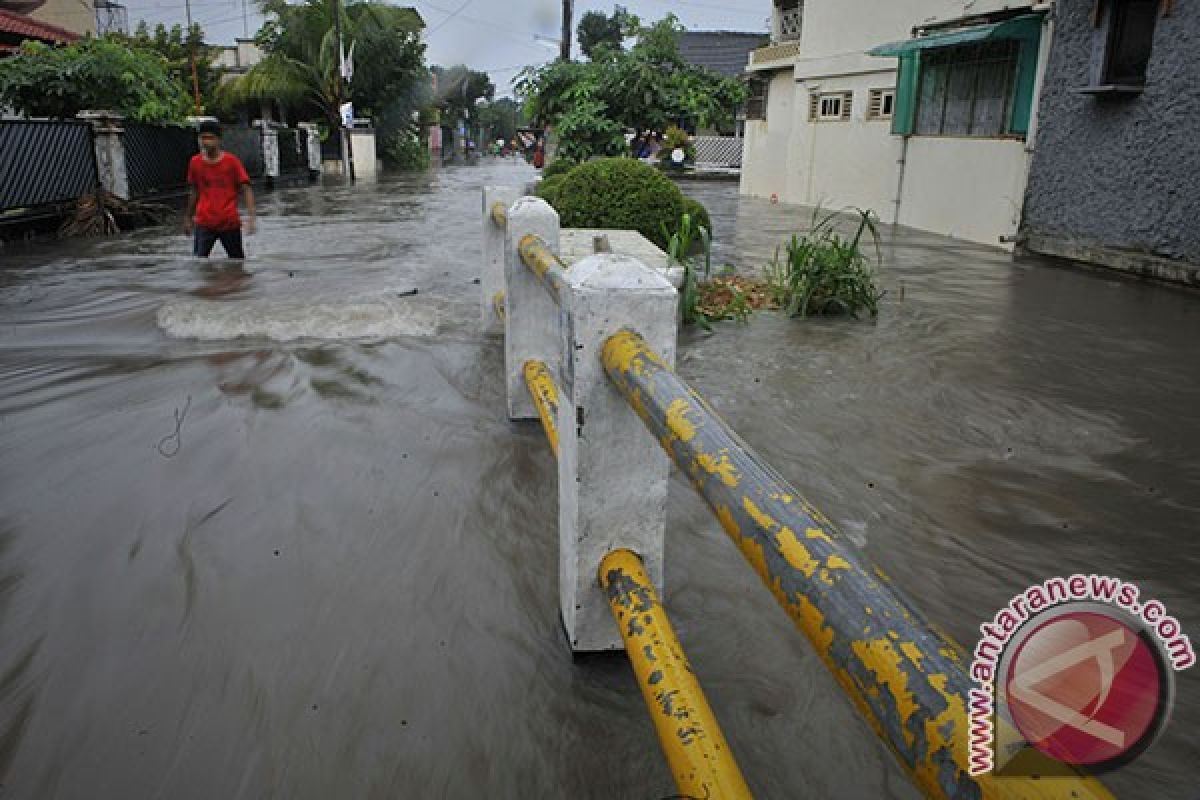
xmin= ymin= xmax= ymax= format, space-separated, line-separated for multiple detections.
xmin=184 ymin=121 xmax=256 ymax=259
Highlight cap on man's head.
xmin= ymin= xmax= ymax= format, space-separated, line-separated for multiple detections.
xmin=198 ymin=120 xmax=222 ymax=138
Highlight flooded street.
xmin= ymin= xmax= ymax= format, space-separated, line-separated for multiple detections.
xmin=1 ymin=163 xmax=1197 ymax=799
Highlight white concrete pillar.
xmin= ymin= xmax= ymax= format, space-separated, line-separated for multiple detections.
xmin=558 ymin=254 xmax=678 ymax=652
xmin=300 ymin=123 xmax=322 ymax=175
xmin=504 ymin=197 xmax=563 ymax=420
xmin=349 ymin=128 xmax=378 ymax=180
xmin=260 ymin=123 xmax=280 ymax=180
xmin=481 ymin=186 xmax=521 ymax=336
xmin=77 ymin=110 xmax=128 ymax=199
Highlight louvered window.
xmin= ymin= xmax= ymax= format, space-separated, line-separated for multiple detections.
xmin=809 ymin=91 xmax=853 ymax=121
xmin=867 ymin=89 xmax=895 ymax=120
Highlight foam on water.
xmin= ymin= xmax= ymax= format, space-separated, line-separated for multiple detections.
xmin=156 ymin=294 xmax=439 ymax=342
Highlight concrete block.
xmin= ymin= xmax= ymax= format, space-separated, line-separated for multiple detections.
xmin=504 ymin=197 xmax=562 ymax=420
xmin=558 ymin=254 xmax=679 ymax=652
xmin=481 ymin=186 xmax=520 ymax=336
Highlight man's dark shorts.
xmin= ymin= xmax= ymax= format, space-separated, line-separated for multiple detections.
xmin=193 ymin=226 xmax=245 ymax=259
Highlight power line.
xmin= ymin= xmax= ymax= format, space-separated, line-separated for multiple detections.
xmin=424 ymin=0 xmax=474 ymax=35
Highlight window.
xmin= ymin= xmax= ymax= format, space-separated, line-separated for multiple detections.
xmin=914 ymin=41 xmax=1018 ymax=137
xmin=745 ymin=78 xmax=769 ymax=120
xmin=809 ymin=91 xmax=853 ymax=121
xmin=1097 ymin=0 xmax=1159 ymax=87
xmin=868 ymin=89 xmax=895 ymax=120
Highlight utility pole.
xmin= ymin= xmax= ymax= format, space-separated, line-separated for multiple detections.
xmin=184 ymin=0 xmax=202 ymax=114
xmin=332 ymin=0 xmax=356 ymax=182
xmin=241 ymin=0 xmax=249 ymax=38
xmin=560 ymin=0 xmax=572 ymax=61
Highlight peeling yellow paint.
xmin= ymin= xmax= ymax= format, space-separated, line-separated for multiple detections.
xmin=695 ymin=452 xmax=740 ymax=487
xmin=852 ymin=639 xmax=920 ymax=748
xmin=665 ymin=398 xmax=698 ymax=443
xmin=899 ymin=642 xmax=924 ymax=670
xmin=804 ymin=527 xmax=833 ymax=544
xmin=826 ymin=555 xmax=851 ymax=571
xmin=775 ymin=527 xmax=819 ymax=579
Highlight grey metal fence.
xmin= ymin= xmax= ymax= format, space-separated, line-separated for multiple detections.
xmin=125 ymin=123 xmax=198 ymax=198
xmin=0 ymin=120 xmax=98 ymax=212
xmin=694 ymin=136 xmax=744 ymax=168
xmin=223 ymin=126 xmax=264 ymax=178
xmin=277 ymin=127 xmax=307 ymax=173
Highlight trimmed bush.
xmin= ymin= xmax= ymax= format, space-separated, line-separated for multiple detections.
xmin=535 ymin=174 xmax=568 ymax=208
xmin=541 ymin=158 xmax=577 ymax=180
xmin=553 ymin=157 xmax=685 ymax=249
xmin=682 ymin=196 xmax=712 ymax=239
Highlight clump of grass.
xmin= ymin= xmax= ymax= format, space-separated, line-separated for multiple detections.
xmin=663 ymin=211 xmax=715 ymax=330
xmin=765 ymin=207 xmax=884 ymax=318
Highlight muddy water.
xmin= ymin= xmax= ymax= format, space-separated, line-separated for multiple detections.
xmin=0 ymin=165 xmax=1196 ymax=799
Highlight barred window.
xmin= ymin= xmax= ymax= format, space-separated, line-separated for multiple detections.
xmin=867 ymin=89 xmax=895 ymax=120
xmin=915 ymin=41 xmax=1018 ymax=137
xmin=745 ymin=78 xmax=769 ymax=120
xmin=1102 ymin=0 xmax=1158 ymax=85
xmin=809 ymin=91 xmax=853 ymax=121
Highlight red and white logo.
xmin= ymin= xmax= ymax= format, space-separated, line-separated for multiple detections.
xmin=1004 ymin=608 xmax=1169 ymax=768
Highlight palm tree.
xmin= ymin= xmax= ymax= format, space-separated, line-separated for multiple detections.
xmin=222 ymin=0 xmax=424 ymax=131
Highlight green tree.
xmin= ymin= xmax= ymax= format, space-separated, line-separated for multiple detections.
xmin=476 ymin=97 xmax=524 ymax=145
xmin=516 ymin=14 xmax=747 ymax=153
xmin=432 ymin=64 xmax=494 ymax=128
xmin=224 ymin=0 xmax=426 ymax=132
xmin=577 ymin=5 xmax=637 ymax=60
xmin=0 ymin=37 xmax=191 ymax=122
xmin=118 ymin=21 xmax=220 ymax=113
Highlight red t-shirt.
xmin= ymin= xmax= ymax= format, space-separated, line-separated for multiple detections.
xmin=187 ymin=152 xmax=250 ymax=231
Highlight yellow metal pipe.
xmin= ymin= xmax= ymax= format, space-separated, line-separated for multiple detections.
xmin=490 ymin=201 xmax=508 ymax=228
xmin=493 ymin=291 xmax=506 ymax=321
xmin=600 ymin=549 xmax=753 ymax=800
xmin=523 ymin=360 xmax=560 ymax=458
xmin=518 ymin=233 xmax=569 ymax=302
xmin=601 ymin=330 xmax=1115 ymax=800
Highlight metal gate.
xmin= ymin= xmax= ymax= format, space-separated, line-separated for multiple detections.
xmin=124 ymin=123 xmax=198 ymax=197
xmin=0 ymin=120 xmax=98 ymax=212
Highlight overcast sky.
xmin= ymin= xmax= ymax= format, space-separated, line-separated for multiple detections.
xmin=120 ymin=0 xmax=772 ymax=95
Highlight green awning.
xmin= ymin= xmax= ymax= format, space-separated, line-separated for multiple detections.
xmin=868 ymin=13 xmax=1042 ymax=57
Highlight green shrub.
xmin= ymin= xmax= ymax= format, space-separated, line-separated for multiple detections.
xmin=541 ymin=158 xmax=577 ymax=180
xmin=553 ymin=157 xmax=685 ymax=249
xmin=382 ymin=126 xmax=430 ymax=170
xmin=764 ymin=208 xmax=883 ymax=318
xmin=535 ymin=174 xmax=567 ymax=207
xmin=682 ymin=196 xmax=711 ymax=239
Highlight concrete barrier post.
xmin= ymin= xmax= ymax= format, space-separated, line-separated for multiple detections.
xmin=559 ymin=254 xmax=678 ymax=651
xmin=77 ymin=110 xmax=129 ymax=199
xmin=481 ymin=186 xmax=520 ymax=336
xmin=504 ymin=196 xmax=562 ymax=420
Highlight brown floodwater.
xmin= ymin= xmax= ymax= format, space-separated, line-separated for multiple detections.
xmin=0 ymin=164 xmax=1196 ymax=799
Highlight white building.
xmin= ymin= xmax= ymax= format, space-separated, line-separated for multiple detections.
xmin=741 ymin=0 xmax=1053 ymax=249
xmin=213 ymin=38 xmax=264 ymax=83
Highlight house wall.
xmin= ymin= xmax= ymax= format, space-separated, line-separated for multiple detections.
xmin=788 ymin=64 xmax=904 ymax=218
xmin=740 ymin=69 xmax=796 ymax=201
xmin=27 ymin=0 xmax=95 ymax=36
xmin=900 ymin=137 xmax=1028 ymax=245
xmin=1021 ymin=1 xmax=1200 ymax=275
xmin=741 ymin=0 xmax=1050 ymax=248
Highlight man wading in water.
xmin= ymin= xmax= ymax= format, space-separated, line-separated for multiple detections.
xmin=184 ymin=121 xmax=256 ymax=258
